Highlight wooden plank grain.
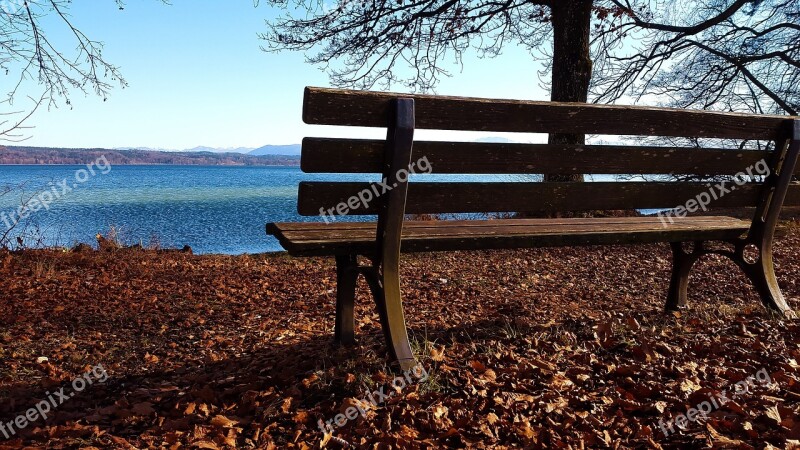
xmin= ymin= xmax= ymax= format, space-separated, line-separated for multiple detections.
xmin=303 ymin=87 xmax=791 ymax=140
xmin=269 ymin=215 xmax=748 ymax=232
xmin=301 ymin=138 xmax=775 ymax=175
xmin=267 ymin=217 xmax=751 ymax=256
xmin=298 ymin=181 xmax=777 ymax=216
xmin=278 ymin=221 xmax=749 ymax=242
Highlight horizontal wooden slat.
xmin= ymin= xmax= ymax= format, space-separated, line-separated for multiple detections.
xmin=298 ymin=182 xmax=796 ymax=216
xmin=271 ymin=215 xmax=748 ymax=232
xmin=267 ymin=217 xmax=751 ymax=256
xmin=301 ymin=138 xmax=777 ymax=175
xmin=303 ymin=87 xmax=792 ymax=140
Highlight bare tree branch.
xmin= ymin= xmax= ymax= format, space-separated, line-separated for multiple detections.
xmin=259 ymin=0 xmax=553 ymax=90
xmin=609 ymin=0 xmax=754 ymax=34
xmin=1 ymin=0 xmax=168 ymax=138
xmin=593 ymin=0 xmax=800 ymax=116
xmin=0 ymin=91 xmax=48 ymax=142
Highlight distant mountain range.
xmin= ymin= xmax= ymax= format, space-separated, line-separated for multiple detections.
xmin=0 ymin=145 xmax=300 ymax=166
xmin=183 ymin=146 xmax=259 ymax=154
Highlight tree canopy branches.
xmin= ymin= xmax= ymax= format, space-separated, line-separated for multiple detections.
xmin=259 ymin=0 xmax=554 ymax=90
xmin=594 ymin=0 xmax=800 ymax=115
xmin=262 ymin=0 xmax=800 ymax=116
xmin=0 ymin=0 xmax=134 ymax=107
xmin=0 ymin=0 xmax=170 ymax=139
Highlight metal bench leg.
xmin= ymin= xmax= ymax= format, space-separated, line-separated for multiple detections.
xmin=739 ymin=128 xmax=799 ymax=318
xmin=666 ymin=239 xmax=795 ymax=318
xmin=735 ymin=244 xmax=796 ymax=318
xmin=363 ymin=267 xmax=417 ymax=371
xmin=334 ymin=254 xmax=359 ymax=346
xmin=665 ymin=242 xmax=702 ymax=311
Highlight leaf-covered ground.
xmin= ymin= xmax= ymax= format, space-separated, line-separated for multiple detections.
xmin=1 ymin=223 xmax=799 ymax=449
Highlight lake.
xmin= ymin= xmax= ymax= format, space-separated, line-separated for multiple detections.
xmin=0 ymin=165 xmax=527 ymax=254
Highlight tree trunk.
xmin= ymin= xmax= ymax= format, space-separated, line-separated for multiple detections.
xmin=546 ymin=0 xmax=593 ymax=183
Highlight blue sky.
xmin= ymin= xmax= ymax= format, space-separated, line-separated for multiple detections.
xmin=11 ymin=1 xmax=550 ymax=149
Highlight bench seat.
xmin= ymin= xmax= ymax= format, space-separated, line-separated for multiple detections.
xmin=267 ymin=216 xmax=751 ymax=257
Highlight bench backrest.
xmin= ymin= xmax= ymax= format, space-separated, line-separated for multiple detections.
xmin=299 ymin=87 xmax=800 ymax=220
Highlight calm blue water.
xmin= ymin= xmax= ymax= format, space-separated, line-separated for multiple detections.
xmin=0 ymin=165 xmax=525 ymax=254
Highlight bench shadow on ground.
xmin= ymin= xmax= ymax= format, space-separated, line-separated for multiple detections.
xmin=0 ymin=291 xmax=777 ymax=434
xmin=0 ymin=310 xmax=604 ymax=434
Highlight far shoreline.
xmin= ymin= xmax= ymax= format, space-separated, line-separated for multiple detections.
xmin=0 ymin=145 xmax=301 ymax=166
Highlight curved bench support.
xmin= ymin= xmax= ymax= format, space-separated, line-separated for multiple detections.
xmin=666 ymin=121 xmax=799 ymax=318
xmin=333 ymin=256 xmax=416 ymax=370
xmin=362 ymin=267 xmax=416 ymax=370
xmin=330 ymin=98 xmax=418 ymax=370
xmin=742 ymin=122 xmax=800 ymax=318
xmin=734 ymin=243 xmax=794 ymax=317
xmin=666 ymin=240 xmax=795 ymax=318
xmin=370 ymin=97 xmax=417 ymax=370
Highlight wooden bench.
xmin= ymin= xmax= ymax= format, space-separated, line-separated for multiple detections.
xmin=267 ymin=87 xmax=800 ymax=370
